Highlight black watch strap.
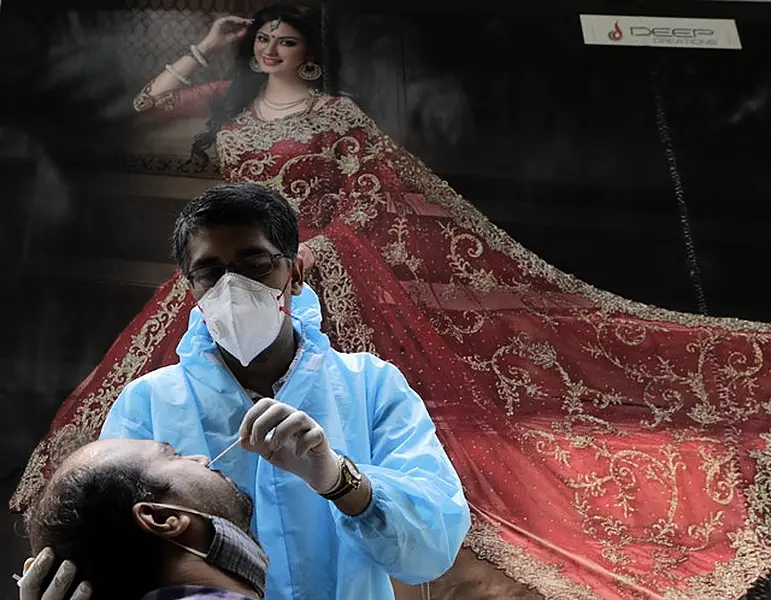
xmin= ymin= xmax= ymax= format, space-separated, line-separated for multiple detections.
xmin=322 ymin=483 xmax=356 ymax=501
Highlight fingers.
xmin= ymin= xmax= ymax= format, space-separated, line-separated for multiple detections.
xmin=41 ymin=560 xmax=76 ymax=600
xmin=296 ymin=424 xmax=326 ymax=457
xmin=19 ymin=553 xmax=78 ymax=600
xmin=23 ymin=557 xmax=36 ymax=575
xmin=239 ymin=399 xmax=326 ymax=459
xmin=239 ymin=398 xmax=276 ymax=440
xmin=219 ymin=16 xmax=252 ymax=26
xmin=247 ymin=403 xmax=295 ymax=451
xmin=19 ymin=548 xmax=54 ymax=600
xmin=69 ymin=581 xmax=93 ymax=600
xmin=225 ymin=31 xmax=249 ymax=43
xmin=270 ymin=411 xmax=313 ymax=452
xmin=240 ymin=399 xmax=294 ymax=450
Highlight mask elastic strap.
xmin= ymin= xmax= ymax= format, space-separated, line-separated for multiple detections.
xmin=277 ymin=260 xmax=296 ymax=318
xmin=146 ymin=502 xmax=212 ymax=560
xmin=167 ymin=537 xmax=208 ymax=560
xmin=149 ymin=502 xmax=213 ymax=520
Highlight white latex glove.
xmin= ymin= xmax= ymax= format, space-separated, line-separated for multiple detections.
xmin=19 ymin=547 xmax=92 ymax=600
xmin=239 ymin=398 xmax=341 ymax=493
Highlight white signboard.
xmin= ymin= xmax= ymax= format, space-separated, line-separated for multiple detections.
xmin=580 ymin=14 xmax=742 ymax=49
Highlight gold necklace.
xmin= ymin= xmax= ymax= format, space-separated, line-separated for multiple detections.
xmin=262 ymin=94 xmax=309 ymax=109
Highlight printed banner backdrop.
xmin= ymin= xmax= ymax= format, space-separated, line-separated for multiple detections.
xmin=4 ymin=1 xmax=771 ymax=599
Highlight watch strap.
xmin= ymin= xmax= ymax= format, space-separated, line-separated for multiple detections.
xmin=321 ymin=455 xmax=361 ymax=501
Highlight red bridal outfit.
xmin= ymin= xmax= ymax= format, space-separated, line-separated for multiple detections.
xmin=12 ymin=81 xmax=771 ymax=600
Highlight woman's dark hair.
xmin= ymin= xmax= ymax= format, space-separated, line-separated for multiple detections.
xmin=191 ymin=2 xmax=341 ymax=163
xmin=26 ymin=460 xmax=172 ymax=600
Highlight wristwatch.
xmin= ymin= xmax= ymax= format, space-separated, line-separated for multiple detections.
xmin=321 ymin=455 xmax=363 ymax=501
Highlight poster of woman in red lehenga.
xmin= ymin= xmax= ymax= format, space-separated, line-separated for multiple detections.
xmin=5 ymin=0 xmax=771 ymax=598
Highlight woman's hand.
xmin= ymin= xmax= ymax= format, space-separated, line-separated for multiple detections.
xmin=198 ymin=16 xmax=252 ymax=55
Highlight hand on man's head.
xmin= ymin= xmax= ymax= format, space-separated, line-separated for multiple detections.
xmin=19 ymin=548 xmax=92 ymax=600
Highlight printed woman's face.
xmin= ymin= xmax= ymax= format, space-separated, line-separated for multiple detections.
xmin=253 ymin=20 xmax=309 ymax=75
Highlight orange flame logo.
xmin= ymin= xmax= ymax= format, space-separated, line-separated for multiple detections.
xmin=608 ymin=21 xmax=623 ymax=41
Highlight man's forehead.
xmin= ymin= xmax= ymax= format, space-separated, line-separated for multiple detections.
xmin=191 ymin=222 xmax=269 ymax=240
xmin=188 ymin=225 xmax=278 ymax=258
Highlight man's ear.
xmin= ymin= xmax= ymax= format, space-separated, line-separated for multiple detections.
xmin=132 ymin=503 xmax=193 ymax=540
xmin=290 ymin=255 xmax=305 ymax=296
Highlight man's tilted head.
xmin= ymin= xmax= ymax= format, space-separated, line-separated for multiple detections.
xmin=26 ymin=438 xmax=262 ymax=600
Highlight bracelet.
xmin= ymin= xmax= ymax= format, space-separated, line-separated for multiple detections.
xmin=165 ymin=64 xmax=192 ymax=86
xmin=190 ymin=44 xmax=209 ymax=68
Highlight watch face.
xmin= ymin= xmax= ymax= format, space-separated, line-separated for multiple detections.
xmin=342 ymin=456 xmax=362 ymax=482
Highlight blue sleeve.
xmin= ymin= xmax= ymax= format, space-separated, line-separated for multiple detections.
xmin=334 ymin=359 xmax=471 ymax=584
xmin=99 ymin=378 xmax=155 ymax=441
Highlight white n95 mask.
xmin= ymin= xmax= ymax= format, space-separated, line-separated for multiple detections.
xmin=198 ymin=272 xmax=288 ymax=367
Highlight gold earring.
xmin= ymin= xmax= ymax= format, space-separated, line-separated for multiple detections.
xmin=249 ymin=56 xmax=262 ymax=73
xmin=298 ymin=61 xmax=322 ymax=81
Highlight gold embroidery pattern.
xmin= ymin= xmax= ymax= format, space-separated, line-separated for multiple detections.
xmin=390 ymin=139 xmax=771 ymax=333
xmin=304 ymin=235 xmax=376 ymax=355
xmin=464 ymin=335 xmax=547 ymax=417
xmin=9 ymin=275 xmax=189 ymax=511
xmin=458 ymin=324 xmax=769 ymax=595
xmin=747 ymin=434 xmax=771 ymax=543
xmin=464 ymin=515 xmax=600 ymax=599
xmin=213 ymin=97 xmax=771 ymax=596
xmin=217 ymin=97 xmax=378 ymax=159
xmin=440 ymin=223 xmax=507 ymax=293
xmin=565 ymin=442 xmax=717 ymax=576
xmin=132 ymin=84 xmax=180 ymax=113
xmin=382 ymin=217 xmax=423 ymax=277
xmin=668 ymin=526 xmax=771 ymax=600
xmin=350 ymin=116 xmax=771 ymax=595
xmin=133 ymin=83 xmax=155 ymax=113
xmin=431 ymin=310 xmax=489 ymax=345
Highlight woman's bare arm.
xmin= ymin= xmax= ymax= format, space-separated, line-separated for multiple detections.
xmin=142 ymin=16 xmax=251 ymax=99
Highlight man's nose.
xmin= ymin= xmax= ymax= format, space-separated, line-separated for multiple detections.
xmin=184 ymin=454 xmax=211 ymax=467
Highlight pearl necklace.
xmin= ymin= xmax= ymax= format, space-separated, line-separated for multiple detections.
xmin=254 ymin=89 xmax=319 ymax=122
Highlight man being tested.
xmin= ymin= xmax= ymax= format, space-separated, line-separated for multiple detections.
xmin=21 ymin=438 xmax=270 ymax=600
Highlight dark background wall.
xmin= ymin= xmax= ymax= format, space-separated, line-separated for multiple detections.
xmin=2 ymin=0 xmax=771 ymax=596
